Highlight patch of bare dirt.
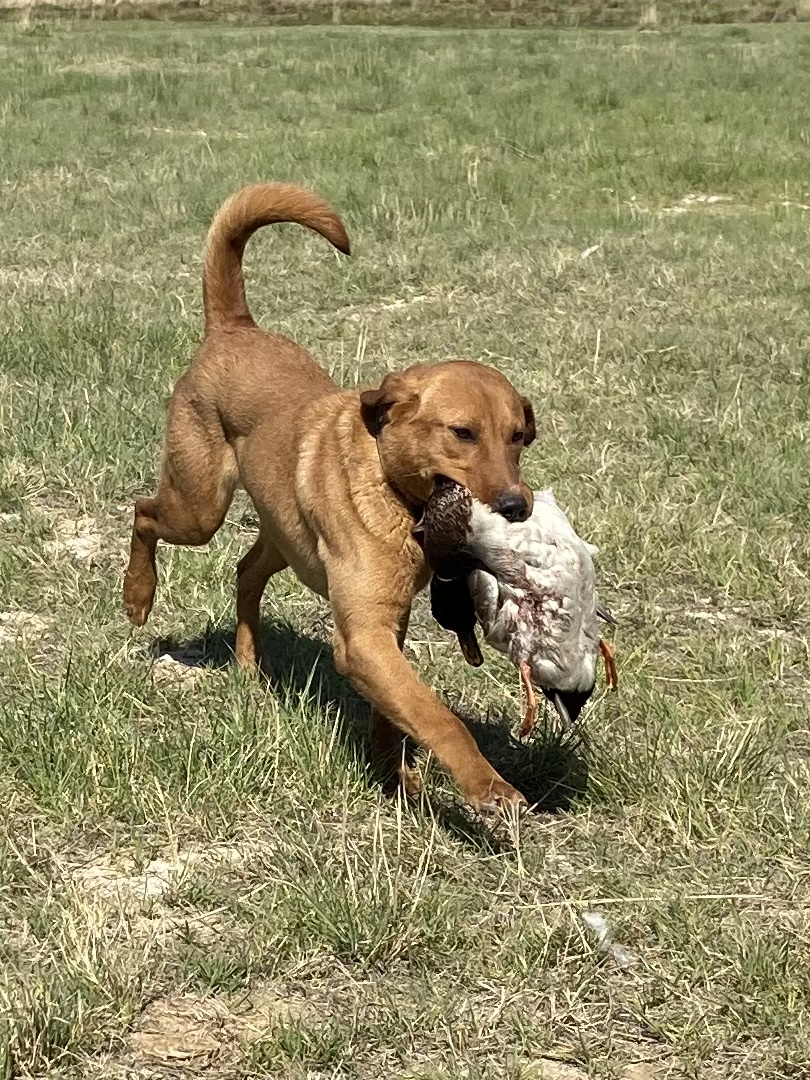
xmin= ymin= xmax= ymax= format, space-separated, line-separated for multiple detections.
xmin=522 ymin=1061 xmax=588 ymax=1080
xmin=0 ymin=609 xmax=51 ymax=646
xmin=57 ymin=57 xmax=185 ymax=74
xmin=129 ymin=997 xmax=226 ymax=1067
xmin=627 ymin=190 xmax=810 ymax=220
xmin=70 ymin=846 xmax=246 ymax=904
xmin=64 ymin=846 xmax=250 ymax=957
xmin=127 ymin=986 xmax=310 ymax=1069
xmin=8 ymin=501 xmax=126 ymax=565
xmin=44 ymin=514 xmax=103 ymax=564
xmin=522 ymin=1059 xmax=660 ymax=1080
xmin=74 ymin=856 xmax=194 ymax=903
xmin=656 ymin=598 xmax=810 ymax=642
xmin=622 ymin=1066 xmax=659 ymax=1080
xmin=151 ymin=643 xmax=210 ymax=685
xmin=661 ymin=193 xmax=734 ymax=214
xmin=626 ymin=192 xmax=751 ymax=219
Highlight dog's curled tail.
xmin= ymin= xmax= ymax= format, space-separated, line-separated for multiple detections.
xmin=202 ymin=182 xmax=351 ymax=329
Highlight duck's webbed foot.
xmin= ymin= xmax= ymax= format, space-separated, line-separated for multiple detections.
xmin=600 ymin=639 xmax=618 ymax=689
xmin=519 ymin=661 xmax=537 ymax=738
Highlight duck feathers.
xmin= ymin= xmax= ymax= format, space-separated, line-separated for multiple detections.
xmin=465 ymin=490 xmax=602 ymax=696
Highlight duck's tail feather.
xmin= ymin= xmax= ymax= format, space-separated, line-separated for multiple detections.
xmin=596 ymin=602 xmax=616 ymax=625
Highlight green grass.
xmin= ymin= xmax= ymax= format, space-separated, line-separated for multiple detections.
xmin=1 ymin=18 xmax=809 ymax=1079
xmin=1 ymin=0 xmax=807 ymax=29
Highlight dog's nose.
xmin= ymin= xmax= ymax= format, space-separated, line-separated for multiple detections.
xmin=492 ymin=491 xmax=529 ymax=523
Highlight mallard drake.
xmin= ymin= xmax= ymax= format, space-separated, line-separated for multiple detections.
xmin=422 ymin=480 xmax=617 ymax=736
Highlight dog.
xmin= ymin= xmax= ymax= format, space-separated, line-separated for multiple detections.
xmin=124 ymin=182 xmax=537 ymax=813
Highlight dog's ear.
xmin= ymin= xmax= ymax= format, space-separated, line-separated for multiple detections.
xmin=360 ymin=373 xmax=418 ymax=437
xmin=520 ymin=396 xmax=536 ymax=447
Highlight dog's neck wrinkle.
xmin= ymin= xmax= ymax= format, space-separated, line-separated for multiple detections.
xmin=352 ymin=465 xmax=423 ymax=553
xmin=367 ymin=427 xmax=424 ymax=525
xmin=302 ymin=395 xmax=427 ymax=567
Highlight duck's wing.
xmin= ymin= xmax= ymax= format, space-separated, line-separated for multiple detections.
xmin=468 ymin=570 xmax=501 ymax=638
xmin=464 ymin=491 xmax=598 ymax=601
xmin=527 ymin=494 xmax=613 ymax=628
xmin=514 ymin=496 xmax=601 ymax=607
xmin=517 ymin=498 xmax=604 ymax=685
xmin=518 ymin=491 xmax=585 ymax=557
xmin=469 ymin=569 xmax=526 ymax=663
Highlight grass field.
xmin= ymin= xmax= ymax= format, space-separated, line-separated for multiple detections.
xmin=1 ymin=1 xmax=808 ymax=29
xmin=1 ymin=18 xmax=809 ymax=1079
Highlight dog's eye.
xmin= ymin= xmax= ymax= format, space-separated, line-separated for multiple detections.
xmin=450 ymin=426 xmax=476 ymax=442
xmin=511 ymin=431 xmax=525 ymax=444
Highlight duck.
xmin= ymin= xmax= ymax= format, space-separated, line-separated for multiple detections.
xmin=421 ymin=479 xmax=617 ymax=736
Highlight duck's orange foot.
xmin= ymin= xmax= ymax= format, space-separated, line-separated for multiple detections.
xmin=519 ymin=702 xmax=537 ymax=739
xmin=519 ymin=661 xmax=537 ymax=738
xmin=600 ymin=639 xmax=618 ymax=690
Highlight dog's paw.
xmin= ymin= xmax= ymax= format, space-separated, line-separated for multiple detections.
xmin=398 ymin=764 xmax=423 ymax=798
xmin=123 ymin=571 xmax=155 ymax=627
xmin=124 ymin=600 xmax=151 ymax=627
xmin=123 ymin=584 xmax=153 ymax=626
xmin=467 ymin=777 xmax=527 ymax=816
xmin=377 ymin=761 xmax=423 ymax=799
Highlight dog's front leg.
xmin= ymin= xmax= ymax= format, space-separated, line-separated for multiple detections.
xmin=367 ymin=609 xmax=421 ymax=797
xmin=330 ymin=585 xmax=525 ymax=814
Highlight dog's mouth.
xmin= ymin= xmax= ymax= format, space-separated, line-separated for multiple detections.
xmin=432 ymin=473 xmax=462 ymax=494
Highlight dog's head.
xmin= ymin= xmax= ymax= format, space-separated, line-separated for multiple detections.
xmin=360 ymin=360 xmax=535 ymax=521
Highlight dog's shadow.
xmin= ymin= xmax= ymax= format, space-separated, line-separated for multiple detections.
xmin=152 ymin=620 xmax=588 ymax=832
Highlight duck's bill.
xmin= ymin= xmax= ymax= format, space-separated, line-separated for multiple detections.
xmin=458 ymin=630 xmax=484 ymax=668
xmin=543 ymin=687 xmax=594 ymax=728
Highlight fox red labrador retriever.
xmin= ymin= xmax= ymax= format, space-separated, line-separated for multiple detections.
xmin=124 ymin=182 xmax=536 ymax=812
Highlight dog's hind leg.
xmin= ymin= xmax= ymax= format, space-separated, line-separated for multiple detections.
xmin=370 ymin=710 xmax=422 ymax=797
xmin=124 ymin=392 xmax=237 ymax=627
xmin=235 ymin=536 xmax=288 ymax=672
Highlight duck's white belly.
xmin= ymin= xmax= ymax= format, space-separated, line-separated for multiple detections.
xmin=471 ymin=570 xmax=599 ymax=693
xmin=465 ymin=488 xmax=604 ymax=695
